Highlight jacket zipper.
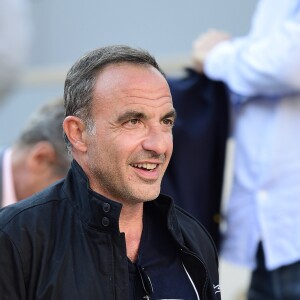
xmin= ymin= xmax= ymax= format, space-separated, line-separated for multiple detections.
xmin=180 ymin=248 xmax=209 ymax=300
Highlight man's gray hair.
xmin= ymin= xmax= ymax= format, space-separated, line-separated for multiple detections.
xmin=63 ymin=45 xmax=165 ymax=149
xmin=16 ymin=98 xmax=71 ymax=175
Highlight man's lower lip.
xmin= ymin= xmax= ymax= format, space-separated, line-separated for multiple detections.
xmin=133 ymin=167 xmax=159 ymax=178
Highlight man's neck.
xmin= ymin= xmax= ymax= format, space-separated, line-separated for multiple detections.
xmin=119 ymin=203 xmax=144 ymax=262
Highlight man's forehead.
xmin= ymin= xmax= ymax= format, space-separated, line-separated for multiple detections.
xmin=93 ymin=64 xmax=171 ymax=105
xmin=95 ymin=63 xmax=166 ymax=87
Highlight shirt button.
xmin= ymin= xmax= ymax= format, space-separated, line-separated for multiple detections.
xmin=102 ymin=202 xmax=111 ymax=213
xmin=257 ymin=190 xmax=268 ymax=201
xmin=102 ymin=217 xmax=110 ymax=227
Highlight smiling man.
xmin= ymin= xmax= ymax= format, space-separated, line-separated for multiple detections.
xmin=0 ymin=45 xmax=220 ymax=300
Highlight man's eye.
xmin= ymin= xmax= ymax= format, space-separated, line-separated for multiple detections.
xmin=124 ymin=119 xmax=140 ymax=127
xmin=129 ymin=119 xmax=139 ymax=125
xmin=163 ymin=119 xmax=174 ymax=126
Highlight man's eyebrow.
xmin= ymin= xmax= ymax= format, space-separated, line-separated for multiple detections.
xmin=117 ymin=111 xmax=146 ymax=123
xmin=117 ymin=109 xmax=177 ymax=123
xmin=163 ymin=109 xmax=177 ymax=120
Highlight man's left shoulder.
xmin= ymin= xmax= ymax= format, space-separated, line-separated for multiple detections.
xmin=175 ymin=205 xmax=217 ymax=251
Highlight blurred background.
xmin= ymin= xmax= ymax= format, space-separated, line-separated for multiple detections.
xmin=0 ymin=0 xmax=256 ymax=145
xmin=0 ymin=1 xmax=256 ymax=298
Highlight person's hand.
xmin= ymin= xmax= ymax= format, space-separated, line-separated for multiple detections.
xmin=192 ymin=29 xmax=230 ymax=73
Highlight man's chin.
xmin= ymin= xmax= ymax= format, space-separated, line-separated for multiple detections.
xmin=142 ymin=191 xmax=161 ymax=202
xmin=136 ymin=188 xmax=160 ymax=202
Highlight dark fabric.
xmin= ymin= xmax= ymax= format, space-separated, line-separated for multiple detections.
xmin=132 ymin=202 xmax=198 ymax=299
xmin=162 ymin=69 xmax=230 ymax=249
xmin=248 ymin=243 xmax=300 ymax=300
xmin=0 ymin=148 xmax=5 ymax=207
xmin=0 ymin=160 xmax=221 ymax=300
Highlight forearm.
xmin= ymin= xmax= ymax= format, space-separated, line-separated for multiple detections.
xmin=205 ymin=24 xmax=300 ymax=97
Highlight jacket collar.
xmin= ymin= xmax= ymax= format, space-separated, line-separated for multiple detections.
xmin=63 ymin=160 xmax=184 ymax=244
xmin=63 ymin=160 xmax=122 ymax=233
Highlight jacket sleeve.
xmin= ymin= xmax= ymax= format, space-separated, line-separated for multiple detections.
xmin=204 ymin=5 xmax=300 ymax=97
xmin=0 ymin=230 xmax=27 ymax=299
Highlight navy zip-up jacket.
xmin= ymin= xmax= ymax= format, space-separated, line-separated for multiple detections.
xmin=0 ymin=161 xmax=221 ymax=299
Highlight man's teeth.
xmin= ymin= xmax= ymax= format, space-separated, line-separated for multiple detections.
xmin=132 ymin=163 xmax=157 ymax=170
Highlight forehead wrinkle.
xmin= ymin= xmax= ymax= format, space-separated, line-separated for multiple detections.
xmin=124 ymin=94 xmax=171 ymax=101
xmin=121 ymin=92 xmax=173 ymax=107
xmin=121 ymin=83 xmax=171 ymax=97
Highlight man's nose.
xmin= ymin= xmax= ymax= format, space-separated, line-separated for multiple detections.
xmin=141 ymin=126 xmax=172 ymax=155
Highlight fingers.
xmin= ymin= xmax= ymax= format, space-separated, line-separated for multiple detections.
xmin=191 ymin=29 xmax=230 ymax=73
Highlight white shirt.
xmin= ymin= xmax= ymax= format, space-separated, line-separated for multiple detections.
xmin=2 ymin=149 xmax=17 ymax=207
xmin=204 ymin=0 xmax=300 ymax=270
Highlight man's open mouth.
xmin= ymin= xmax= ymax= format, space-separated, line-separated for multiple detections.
xmin=131 ymin=163 xmax=158 ymax=171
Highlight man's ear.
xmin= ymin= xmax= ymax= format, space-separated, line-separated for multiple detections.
xmin=27 ymin=141 xmax=57 ymax=172
xmin=63 ymin=116 xmax=87 ymax=152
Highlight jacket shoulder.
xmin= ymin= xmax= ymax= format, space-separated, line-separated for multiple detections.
xmin=175 ymin=205 xmax=219 ymax=258
xmin=0 ymin=180 xmax=65 ymax=230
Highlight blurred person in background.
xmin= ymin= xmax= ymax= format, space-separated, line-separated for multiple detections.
xmin=192 ymin=0 xmax=300 ymax=299
xmin=0 ymin=98 xmax=71 ymax=207
xmin=0 ymin=0 xmax=32 ymax=106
